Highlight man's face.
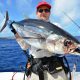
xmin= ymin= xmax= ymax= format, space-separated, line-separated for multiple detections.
xmin=36 ymin=6 xmax=51 ymax=21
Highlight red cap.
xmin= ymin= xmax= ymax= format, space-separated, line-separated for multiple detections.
xmin=36 ymin=1 xmax=51 ymax=9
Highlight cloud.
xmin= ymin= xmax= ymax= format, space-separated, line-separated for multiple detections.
xmin=15 ymin=0 xmax=33 ymax=18
xmin=0 ymin=26 xmax=13 ymax=37
xmin=0 ymin=12 xmax=4 ymax=22
xmin=61 ymin=10 xmax=77 ymax=24
xmin=0 ymin=2 xmax=3 ymax=7
xmin=78 ymin=30 xmax=80 ymax=34
xmin=52 ymin=0 xmax=80 ymax=25
xmin=6 ymin=0 xmax=11 ymax=6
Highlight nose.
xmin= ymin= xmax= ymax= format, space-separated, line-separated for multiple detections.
xmin=42 ymin=10 xmax=46 ymax=13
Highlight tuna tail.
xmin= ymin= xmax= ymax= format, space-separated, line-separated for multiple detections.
xmin=0 ymin=11 xmax=9 ymax=32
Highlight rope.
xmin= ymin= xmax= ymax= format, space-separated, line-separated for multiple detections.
xmin=63 ymin=11 xmax=80 ymax=29
xmin=11 ymin=72 xmax=17 ymax=80
xmin=63 ymin=56 xmax=71 ymax=80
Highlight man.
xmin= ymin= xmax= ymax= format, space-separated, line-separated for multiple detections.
xmin=11 ymin=1 xmax=77 ymax=80
xmin=25 ymin=1 xmax=69 ymax=80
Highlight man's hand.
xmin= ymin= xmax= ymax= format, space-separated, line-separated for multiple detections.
xmin=9 ymin=22 xmax=17 ymax=34
xmin=27 ymin=62 xmax=31 ymax=69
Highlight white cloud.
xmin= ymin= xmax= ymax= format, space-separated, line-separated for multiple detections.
xmin=7 ymin=0 xmax=11 ymax=6
xmin=0 ymin=12 xmax=4 ymax=22
xmin=52 ymin=0 xmax=80 ymax=25
xmin=0 ymin=2 xmax=3 ymax=7
xmin=61 ymin=10 xmax=77 ymax=24
xmin=15 ymin=0 xmax=33 ymax=18
xmin=29 ymin=10 xmax=36 ymax=19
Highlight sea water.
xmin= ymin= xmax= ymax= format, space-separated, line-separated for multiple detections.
xmin=0 ymin=39 xmax=80 ymax=72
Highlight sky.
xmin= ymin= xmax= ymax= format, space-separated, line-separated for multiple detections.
xmin=0 ymin=0 xmax=80 ymax=37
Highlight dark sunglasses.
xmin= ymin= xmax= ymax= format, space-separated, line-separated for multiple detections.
xmin=37 ymin=9 xmax=50 ymax=13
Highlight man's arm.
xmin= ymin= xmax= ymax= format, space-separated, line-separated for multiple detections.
xmin=15 ymin=33 xmax=30 ymax=51
xmin=10 ymin=22 xmax=30 ymax=51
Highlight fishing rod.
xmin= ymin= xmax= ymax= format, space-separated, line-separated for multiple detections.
xmin=63 ymin=11 xmax=80 ymax=29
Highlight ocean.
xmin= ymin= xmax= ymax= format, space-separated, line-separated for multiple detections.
xmin=0 ymin=39 xmax=80 ymax=72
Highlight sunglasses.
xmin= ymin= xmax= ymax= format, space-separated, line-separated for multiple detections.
xmin=37 ymin=9 xmax=50 ymax=13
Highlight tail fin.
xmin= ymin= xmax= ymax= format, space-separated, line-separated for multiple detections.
xmin=0 ymin=11 xmax=9 ymax=32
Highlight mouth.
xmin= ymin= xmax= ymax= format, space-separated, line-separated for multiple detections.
xmin=42 ymin=14 xmax=46 ymax=17
xmin=41 ymin=15 xmax=47 ymax=19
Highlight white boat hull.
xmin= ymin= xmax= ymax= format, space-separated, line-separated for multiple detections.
xmin=0 ymin=70 xmax=67 ymax=80
xmin=30 ymin=70 xmax=68 ymax=80
xmin=0 ymin=71 xmax=80 ymax=80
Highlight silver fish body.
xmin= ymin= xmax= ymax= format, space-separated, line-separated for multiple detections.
xmin=12 ymin=19 xmax=80 ymax=53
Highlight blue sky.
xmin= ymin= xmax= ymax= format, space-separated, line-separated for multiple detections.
xmin=0 ymin=0 xmax=80 ymax=37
